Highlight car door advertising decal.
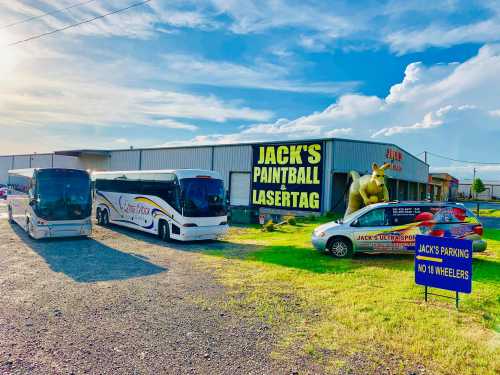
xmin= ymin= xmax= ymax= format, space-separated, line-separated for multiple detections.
xmin=355 ymin=206 xmax=480 ymax=251
xmin=251 ymin=142 xmax=323 ymax=211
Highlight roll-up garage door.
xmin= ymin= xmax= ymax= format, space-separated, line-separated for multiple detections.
xmin=229 ymin=172 xmax=251 ymax=206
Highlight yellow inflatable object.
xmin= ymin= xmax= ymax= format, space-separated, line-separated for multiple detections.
xmin=344 ymin=162 xmax=391 ymax=217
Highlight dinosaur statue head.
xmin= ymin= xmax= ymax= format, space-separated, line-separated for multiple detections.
xmin=371 ymin=162 xmax=391 ymax=187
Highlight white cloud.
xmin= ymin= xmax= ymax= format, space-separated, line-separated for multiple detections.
xmin=3 ymin=1 xmax=500 ymax=54
xmin=371 ymin=105 xmax=453 ymax=138
xmin=153 ymin=119 xmax=198 ymax=131
xmin=160 ymin=54 xmax=357 ymax=94
xmin=489 ymin=109 xmax=500 ymax=117
xmin=1 ymin=1 xmax=218 ymax=42
xmin=385 ymin=18 xmax=500 ymax=54
xmin=0 ymin=37 xmax=273 ymax=153
xmin=176 ymin=44 xmax=500 ymax=178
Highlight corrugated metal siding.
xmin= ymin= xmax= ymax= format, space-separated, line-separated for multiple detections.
xmin=0 ymin=156 xmax=13 ymax=184
xmin=213 ymin=145 xmax=252 ymax=184
xmin=109 ymin=150 xmax=140 ymax=171
xmin=13 ymin=155 xmax=30 ymax=169
xmin=141 ymin=147 xmax=212 ymax=170
xmin=332 ymin=139 xmax=428 ymax=183
xmin=31 ymin=154 xmax=53 ymax=168
xmin=322 ymin=140 xmax=333 ymax=212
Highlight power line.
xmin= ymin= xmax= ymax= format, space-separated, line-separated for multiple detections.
xmin=7 ymin=0 xmax=152 ymax=47
xmin=1 ymin=0 xmax=97 ymax=30
xmin=425 ymin=151 xmax=500 ymax=165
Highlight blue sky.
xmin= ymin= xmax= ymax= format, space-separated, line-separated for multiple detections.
xmin=1 ymin=0 xmax=500 ymax=179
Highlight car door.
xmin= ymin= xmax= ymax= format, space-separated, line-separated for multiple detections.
xmin=351 ymin=207 xmax=393 ymax=252
xmin=388 ymin=206 xmax=425 ymax=252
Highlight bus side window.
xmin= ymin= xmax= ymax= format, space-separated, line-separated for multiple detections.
xmin=141 ymin=181 xmax=180 ymax=211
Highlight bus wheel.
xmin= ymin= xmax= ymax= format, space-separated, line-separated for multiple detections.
xmin=27 ymin=220 xmax=35 ymax=239
xmin=96 ymin=208 xmax=103 ymax=225
xmin=101 ymin=210 xmax=110 ymax=226
xmin=158 ymin=221 xmax=170 ymax=242
xmin=328 ymin=237 xmax=353 ymax=258
xmin=7 ymin=206 xmax=13 ymax=223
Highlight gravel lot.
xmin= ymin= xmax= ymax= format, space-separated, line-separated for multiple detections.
xmin=0 ymin=201 xmax=314 ymax=375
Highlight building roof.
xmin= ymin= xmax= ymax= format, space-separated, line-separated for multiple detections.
xmin=55 ymin=137 xmax=428 ymax=167
xmin=54 ymin=149 xmax=111 ymax=157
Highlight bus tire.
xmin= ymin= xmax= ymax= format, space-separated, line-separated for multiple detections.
xmin=327 ymin=237 xmax=353 ymax=258
xmin=7 ymin=206 xmax=13 ymax=224
xmin=27 ymin=219 xmax=35 ymax=239
xmin=96 ymin=208 xmax=103 ymax=225
xmin=158 ymin=220 xmax=170 ymax=242
xmin=101 ymin=210 xmax=109 ymax=226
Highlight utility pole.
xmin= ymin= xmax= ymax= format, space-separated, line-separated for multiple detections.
xmin=424 ymin=151 xmax=430 ymax=200
xmin=472 ymin=167 xmax=476 ymax=199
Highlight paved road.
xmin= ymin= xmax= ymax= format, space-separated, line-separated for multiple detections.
xmin=462 ymin=201 xmax=500 ymax=210
xmin=478 ymin=216 xmax=500 ymax=229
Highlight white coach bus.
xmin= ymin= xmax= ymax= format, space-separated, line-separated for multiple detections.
xmin=7 ymin=168 xmax=92 ymax=239
xmin=93 ymin=169 xmax=228 ymax=241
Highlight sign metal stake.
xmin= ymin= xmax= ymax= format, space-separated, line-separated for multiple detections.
xmin=422 ymin=287 xmax=461 ymax=310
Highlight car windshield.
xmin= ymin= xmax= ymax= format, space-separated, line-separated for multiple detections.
xmin=180 ymin=178 xmax=226 ymax=217
xmin=35 ymin=170 xmax=91 ymax=221
xmin=343 ymin=205 xmax=374 ymax=223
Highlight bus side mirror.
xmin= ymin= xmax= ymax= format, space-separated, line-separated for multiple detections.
xmin=29 ymin=198 xmax=37 ymax=206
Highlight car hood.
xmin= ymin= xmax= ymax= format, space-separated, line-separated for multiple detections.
xmin=315 ymin=221 xmax=342 ymax=233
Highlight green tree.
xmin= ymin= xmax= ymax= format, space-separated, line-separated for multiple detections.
xmin=471 ymin=178 xmax=486 ymax=198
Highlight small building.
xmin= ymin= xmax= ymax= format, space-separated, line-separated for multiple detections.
xmin=429 ymin=173 xmax=459 ymax=201
xmin=0 ymin=138 xmax=429 ymax=215
xmin=458 ymin=179 xmax=500 ymax=200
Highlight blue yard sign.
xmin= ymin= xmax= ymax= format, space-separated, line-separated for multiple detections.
xmin=415 ymin=235 xmax=473 ymax=294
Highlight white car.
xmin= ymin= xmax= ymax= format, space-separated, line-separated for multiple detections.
xmin=312 ymin=201 xmax=486 ymax=258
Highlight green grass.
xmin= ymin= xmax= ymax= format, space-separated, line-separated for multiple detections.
xmin=199 ymin=218 xmax=500 ymax=374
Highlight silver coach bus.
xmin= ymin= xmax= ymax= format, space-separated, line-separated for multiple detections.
xmin=7 ymin=168 xmax=92 ymax=239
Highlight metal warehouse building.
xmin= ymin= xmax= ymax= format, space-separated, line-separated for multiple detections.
xmin=0 ymin=138 xmax=429 ymax=214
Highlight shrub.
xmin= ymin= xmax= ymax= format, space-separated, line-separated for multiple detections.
xmin=283 ymin=215 xmax=297 ymax=226
xmin=262 ymin=220 xmax=276 ymax=232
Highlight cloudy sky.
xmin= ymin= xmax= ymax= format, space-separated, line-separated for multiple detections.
xmin=1 ymin=0 xmax=500 ymax=179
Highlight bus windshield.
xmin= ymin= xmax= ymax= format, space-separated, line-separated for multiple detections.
xmin=180 ymin=178 xmax=226 ymax=217
xmin=35 ymin=170 xmax=91 ymax=221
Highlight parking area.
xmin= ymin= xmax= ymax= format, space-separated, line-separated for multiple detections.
xmin=0 ymin=201 xmax=312 ymax=375
xmin=1 ymin=199 xmax=499 ymax=375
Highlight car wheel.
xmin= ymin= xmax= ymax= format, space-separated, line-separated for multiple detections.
xmin=328 ymin=237 xmax=353 ymax=258
xmin=158 ymin=221 xmax=170 ymax=242
xmin=101 ymin=210 xmax=109 ymax=226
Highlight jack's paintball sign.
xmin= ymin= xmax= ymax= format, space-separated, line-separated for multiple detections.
xmin=251 ymin=142 xmax=323 ymax=211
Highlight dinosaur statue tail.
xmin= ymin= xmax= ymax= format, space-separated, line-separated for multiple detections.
xmin=349 ymin=170 xmax=360 ymax=182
